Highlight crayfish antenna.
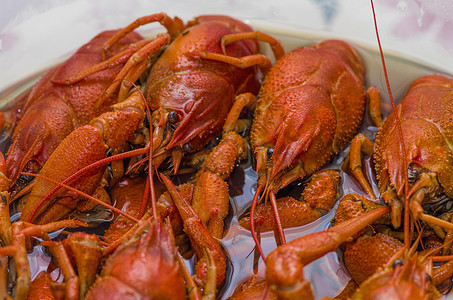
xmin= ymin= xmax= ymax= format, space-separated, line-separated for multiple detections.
xmin=249 ymin=185 xmax=266 ymax=262
xmin=269 ymin=191 xmax=286 ymax=245
xmin=21 ymin=172 xmax=139 ymax=224
xmin=23 ymin=145 xmax=149 ymax=223
xmin=370 ymin=0 xmax=410 ymax=246
xmin=249 ymin=171 xmax=288 ymax=262
xmin=129 ymin=80 xmax=158 ymax=219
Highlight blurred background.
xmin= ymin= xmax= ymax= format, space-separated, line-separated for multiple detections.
xmin=1 ymin=0 xmax=452 ymax=93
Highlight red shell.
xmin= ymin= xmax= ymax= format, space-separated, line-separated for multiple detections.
xmin=374 ymin=74 xmax=453 ymax=197
xmin=85 ymin=219 xmax=186 ymax=300
xmin=145 ymin=15 xmax=262 ymax=151
xmin=251 ymin=39 xmax=365 ymax=179
xmin=6 ymin=30 xmax=142 ymax=185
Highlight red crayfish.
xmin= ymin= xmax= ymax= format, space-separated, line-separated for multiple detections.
xmin=18 ymin=13 xmax=281 ymax=226
xmin=214 ymin=37 xmax=367 ymax=255
xmin=3 ymin=29 xmax=143 ymax=190
xmin=262 ymin=0 xmax=453 ymax=298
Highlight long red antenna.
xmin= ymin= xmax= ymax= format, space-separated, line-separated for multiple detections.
xmin=370 ymin=0 xmax=410 ymax=246
xmin=26 ymin=147 xmax=149 ymax=222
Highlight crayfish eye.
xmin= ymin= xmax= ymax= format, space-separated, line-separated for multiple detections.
xmin=267 ymin=148 xmax=274 ymax=158
xmin=24 ymin=160 xmax=40 ymax=174
xmin=392 ymin=259 xmax=404 ymax=268
xmin=183 ymin=143 xmax=193 ymax=153
xmin=168 ymin=111 xmax=178 ymax=124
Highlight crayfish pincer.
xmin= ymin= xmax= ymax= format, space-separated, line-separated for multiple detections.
xmin=19 ymin=90 xmax=147 ymax=224
xmin=265 ymin=206 xmax=390 ymax=299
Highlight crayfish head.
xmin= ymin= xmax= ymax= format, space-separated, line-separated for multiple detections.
xmin=148 ymin=69 xmax=235 ymax=153
xmin=87 ymin=218 xmax=186 ymax=300
xmin=5 ymin=96 xmax=78 ymax=189
xmin=254 ymin=144 xmax=308 ymax=197
xmin=352 ymin=254 xmax=439 ymax=300
xmin=380 ymin=162 xmax=449 ymax=232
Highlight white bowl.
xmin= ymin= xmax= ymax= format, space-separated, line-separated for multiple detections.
xmin=1 ymin=1 xmax=452 ymax=299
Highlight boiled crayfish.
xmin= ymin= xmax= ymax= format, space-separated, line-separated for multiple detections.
xmin=218 ymin=38 xmax=367 ymax=253
xmin=19 ymin=13 xmax=281 ymax=225
xmin=262 ymin=1 xmax=453 ymax=297
xmin=3 ymin=29 xmax=143 ymax=191
xmin=348 ymin=74 xmax=453 ymax=235
xmin=2 ymin=2 xmax=453 ymax=299
xmin=63 ymin=13 xmax=280 ymax=170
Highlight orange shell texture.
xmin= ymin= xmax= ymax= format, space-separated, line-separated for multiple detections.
xmin=85 ymin=220 xmax=185 ymax=300
xmin=251 ymin=39 xmax=365 ymax=178
xmin=374 ymin=74 xmax=453 ymax=197
xmin=5 ymin=30 xmax=142 ymax=184
xmin=145 ymin=16 xmax=262 ymax=152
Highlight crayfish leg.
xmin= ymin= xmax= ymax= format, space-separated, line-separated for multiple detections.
xmin=43 ymin=241 xmax=79 ymax=300
xmin=188 ymin=51 xmax=273 ymax=73
xmin=219 ymin=31 xmax=285 ymax=60
xmin=241 ymin=170 xmax=340 ymax=232
xmin=160 ymin=174 xmax=227 ymax=288
xmin=101 ymin=34 xmax=171 ymax=104
xmin=367 ymin=86 xmax=383 ymax=128
xmin=185 ymin=30 xmax=284 ymax=74
xmin=101 ymin=13 xmax=184 ymax=60
xmin=223 ymin=93 xmax=256 ymax=134
xmin=347 ymin=133 xmax=376 ymax=199
xmin=344 ymin=85 xmax=385 ymax=200
xmin=51 ymin=39 xmax=148 ymax=86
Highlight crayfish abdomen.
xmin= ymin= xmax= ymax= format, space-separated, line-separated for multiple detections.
xmin=85 ymin=218 xmax=186 ymax=300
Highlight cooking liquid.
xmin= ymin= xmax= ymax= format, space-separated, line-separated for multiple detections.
xmin=0 ymin=21 xmax=448 ymax=299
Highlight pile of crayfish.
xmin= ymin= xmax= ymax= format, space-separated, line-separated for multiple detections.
xmin=0 ymin=3 xmax=453 ymax=299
